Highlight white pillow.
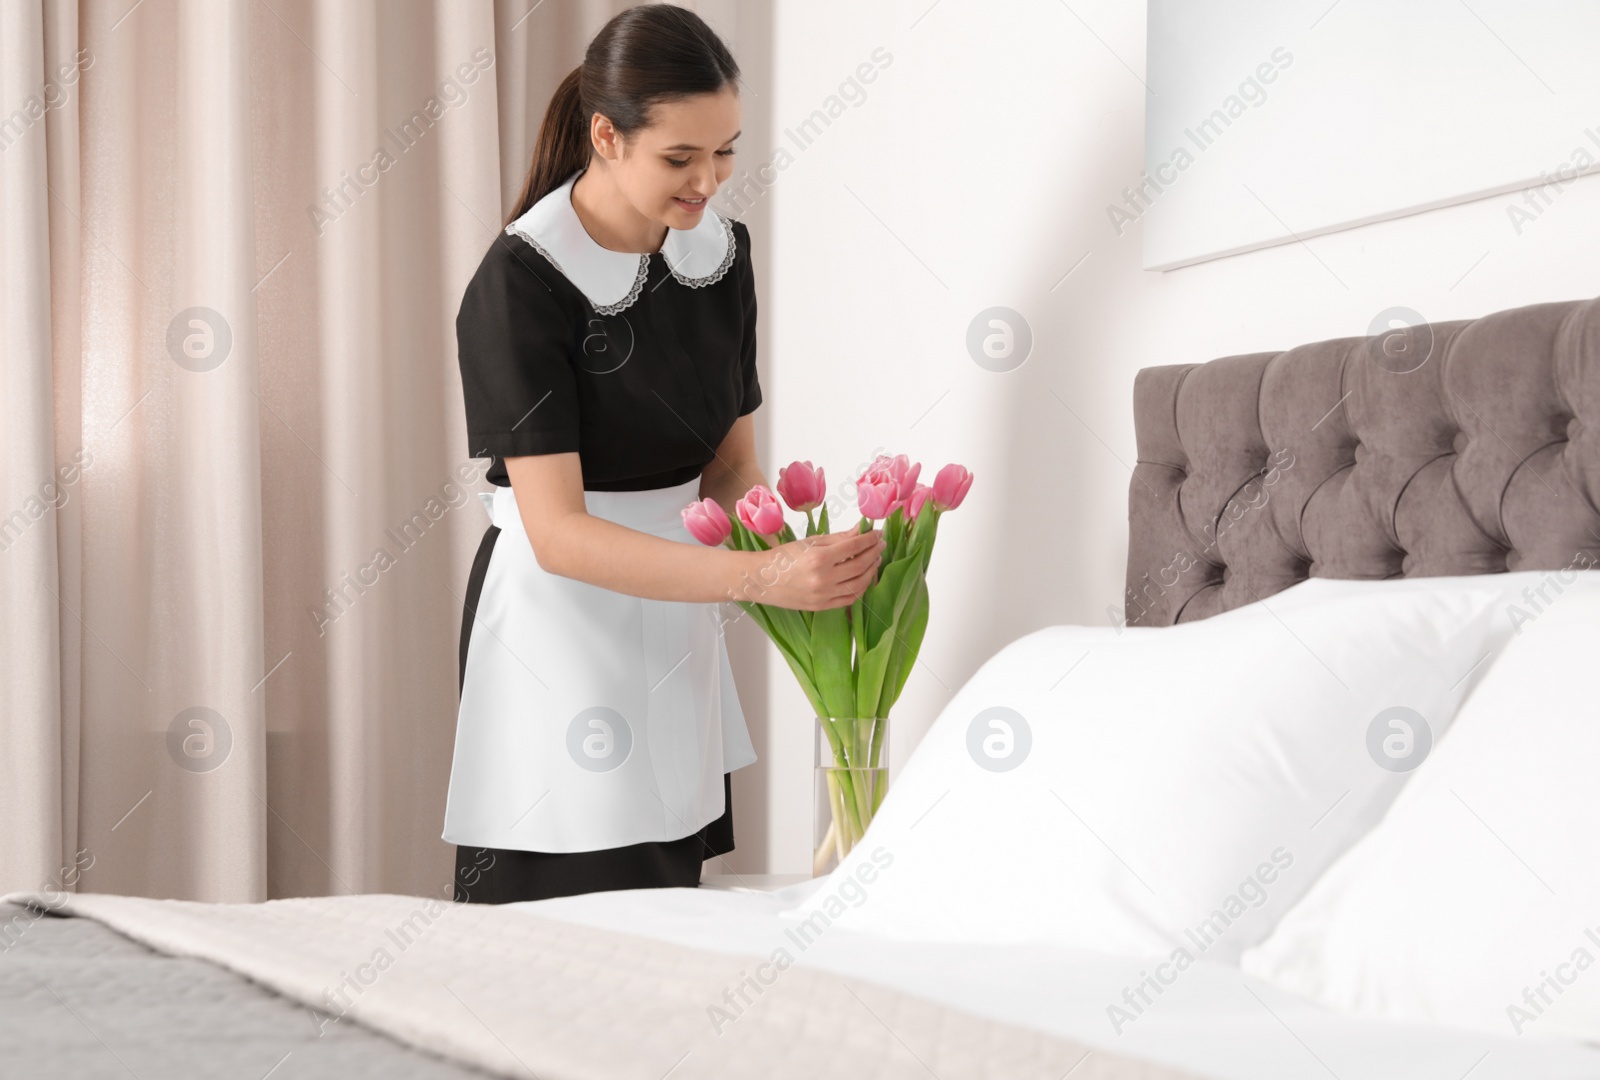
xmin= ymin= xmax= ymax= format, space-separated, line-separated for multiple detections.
xmin=780 ymin=573 xmax=1530 ymax=964
xmin=1241 ymin=570 xmax=1600 ymax=1043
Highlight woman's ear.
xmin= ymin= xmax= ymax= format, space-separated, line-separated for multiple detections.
xmin=590 ymin=112 xmax=622 ymax=162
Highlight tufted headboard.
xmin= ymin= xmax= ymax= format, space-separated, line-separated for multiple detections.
xmin=1123 ymin=296 xmax=1600 ymax=626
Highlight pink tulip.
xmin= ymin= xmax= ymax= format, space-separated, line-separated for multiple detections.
xmin=736 ymin=485 xmax=786 ymax=537
xmin=776 ymin=460 xmax=825 ymax=512
xmin=903 ymin=483 xmax=934 ymax=521
xmin=931 ymin=464 xmax=973 ymax=511
xmin=856 ymin=479 xmax=898 ymax=520
xmin=861 ymin=453 xmax=922 ymax=501
xmin=886 ymin=454 xmax=921 ymax=500
xmin=681 ymin=498 xmax=732 ymax=546
xmin=859 ymin=460 xmax=890 ymax=491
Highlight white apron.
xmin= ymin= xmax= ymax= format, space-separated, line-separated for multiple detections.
xmin=442 ymin=474 xmax=758 ymax=853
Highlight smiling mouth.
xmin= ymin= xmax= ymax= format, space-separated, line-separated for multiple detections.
xmin=673 ymin=196 xmax=707 ymax=210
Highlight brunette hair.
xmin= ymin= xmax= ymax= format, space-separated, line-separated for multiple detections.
xmin=505 ymin=5 xmax=740 ymax=225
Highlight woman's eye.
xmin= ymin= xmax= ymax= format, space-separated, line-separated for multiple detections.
xmin=666 ymin=149 xmax=732 ymax=167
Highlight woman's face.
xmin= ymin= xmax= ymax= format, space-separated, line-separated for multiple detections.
xmin=594 ymin=86 xmax=740 ymax=231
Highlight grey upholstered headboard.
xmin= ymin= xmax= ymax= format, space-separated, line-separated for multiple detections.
xmin=1124 ymin=296 xmax=1600 ymax=626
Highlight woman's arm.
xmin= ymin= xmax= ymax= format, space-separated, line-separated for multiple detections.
xmin=503 ymin=439 xmax=882 ymax=609
xmin=698 ymin=413 xmax=768 ymax=516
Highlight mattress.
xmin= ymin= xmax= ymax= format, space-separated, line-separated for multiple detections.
xmin=6 ymin=881 xmax=1600 ymax=1080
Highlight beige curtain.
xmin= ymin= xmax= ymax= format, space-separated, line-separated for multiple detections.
xmin=0 ymin=0 xmax=641 ymax=901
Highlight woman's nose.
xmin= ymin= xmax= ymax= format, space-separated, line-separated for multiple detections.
xmin=693 ymin=162 xmax=718 ymax=198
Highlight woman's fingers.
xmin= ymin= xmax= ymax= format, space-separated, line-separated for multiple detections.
xmin=831 ymin=553 xmax=880 ymax=602
xmin=832 ymin=529 xmax=883 ymax=565
xmin=778 ymin=528 xmax=885 ymax=609
xmin=809 ymin=528 xmax=883 ymax=558
xmin=823 ymin=542 xmax=880 ymax=584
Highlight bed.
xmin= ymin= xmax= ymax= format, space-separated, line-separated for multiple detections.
xmin=6 ymin=294 xmax=1598 ymax=1080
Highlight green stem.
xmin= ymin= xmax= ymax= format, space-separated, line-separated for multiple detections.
xmin=813 ymin=815 xmax=837 ymax=877
xmin=867 ymin=714 xmax=887 ymax=769
xmin=823 ymin=721 xmax=875 ymax=850
xmin=831 ymin=766 xmax=863 ymax=855
xmin=818 ymin=714 xmax=848 ymax=764
xmin=822 ymin=770 xmax=845 ymax=869
xmin=818 ymin=718 xmax=867 ymax=846
xmin=830 ymin=775 xmax=852 ymax=864
xmin=849 ymin=769 xmax=873 ymax=840
xmin=849 ymin=724 xmax=875 ymax=832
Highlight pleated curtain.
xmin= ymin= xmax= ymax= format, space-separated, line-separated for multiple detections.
xmin=0 ymin=0 xmax=642 ymax=901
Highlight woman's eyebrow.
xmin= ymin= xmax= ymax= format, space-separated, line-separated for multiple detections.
xmin=663 ymin=130 xmax=742 ymax=151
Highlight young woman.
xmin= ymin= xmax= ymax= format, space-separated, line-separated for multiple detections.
xmin=443 ymin=5 xmax=884 ymax=904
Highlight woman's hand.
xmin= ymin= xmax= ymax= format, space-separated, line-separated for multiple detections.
xmin=736 ymin=529 xmax=885 ymax=611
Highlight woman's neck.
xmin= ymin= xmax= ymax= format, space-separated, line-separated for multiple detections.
xmin=570 ymin=165 xmax=669 ymax=254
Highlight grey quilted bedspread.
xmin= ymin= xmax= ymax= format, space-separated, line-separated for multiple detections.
xmin=0 ymin=900 xmax=492 ymax=1078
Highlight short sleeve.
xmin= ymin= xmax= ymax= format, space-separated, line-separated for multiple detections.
xmin=734 ymin=222 xmax=762 ymax=417
xmin=456 ymin=238 xmax=582 ymax=461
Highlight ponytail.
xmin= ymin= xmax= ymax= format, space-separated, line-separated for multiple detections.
xmin=506 ymin=66 xmax=588 ymax=225
xmin=503 ymin=5 xmax=740 ymax=226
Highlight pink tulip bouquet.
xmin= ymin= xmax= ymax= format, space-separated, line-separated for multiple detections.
xmin=681 ymin=453 xmax=974 ymax=873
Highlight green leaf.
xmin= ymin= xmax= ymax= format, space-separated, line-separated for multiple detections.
xmin=884 ymin=505 xmax=906 ymax=559
xmin=731 ymin=597 xmax=768 ymax=632
xmin=739 ymin=599 xmax=823 ymax=705
xmin=849 ymin=593 xmax=866 ymax=707
xmin=881 ymin=573 xmax=929 ymax=714
xmin=859 ymin=556 xmax=917 ymax=653
xmin=915 ymin=509 xmax=941 ymax=570
xmin=772 ymin=635 xmax=828 ymax=718
xmin=855 ymin=634 xmax=895 ymax=720
xmin=764 ymin=604 xmax=814 ymax=671
xmin=817 ymin=502 xmax=830 ymax=534
xmin=811 ymin=605 xmax=854 ymax=719
xmin=853 ymin=558 xmax=923 ymax=717
xmin=731 ymin=517 xmax=773 ymax=552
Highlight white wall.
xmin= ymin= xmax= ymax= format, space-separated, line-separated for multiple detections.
xmin=731 ymin=0 xmax=1600 ymax=875
xmin=1142 ymin=0 xmax=1600 ymax=269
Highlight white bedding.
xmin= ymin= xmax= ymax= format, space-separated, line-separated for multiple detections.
xmin=15 ymin=572 xmax=1597 ymax=1077
xmin=781 ymin=574 xmax=1522 ymax=959
xmin=1242 ymin=572 xmax=1600 ymax=1043
xmin=11 ymin=881 xmax=1600 ymax=1080
xmin=524 ymin=877 xmax=1600 ymax=1080
xmin=2 ymin=888 xmax=1204 ymax=1080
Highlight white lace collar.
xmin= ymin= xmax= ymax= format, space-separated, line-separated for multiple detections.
xmin=504 ymin=172 xmax=735 ymax=315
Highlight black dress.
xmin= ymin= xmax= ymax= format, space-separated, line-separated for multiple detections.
xmin=448 ymin=176 xmax=761 ymax=905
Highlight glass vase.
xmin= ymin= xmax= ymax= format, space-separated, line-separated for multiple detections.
xmin=812 ymin=715 xmax=890 ymax=877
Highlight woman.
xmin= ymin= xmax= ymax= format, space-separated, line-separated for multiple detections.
xmin=443 ymin=5 xmax=884 ymax=904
